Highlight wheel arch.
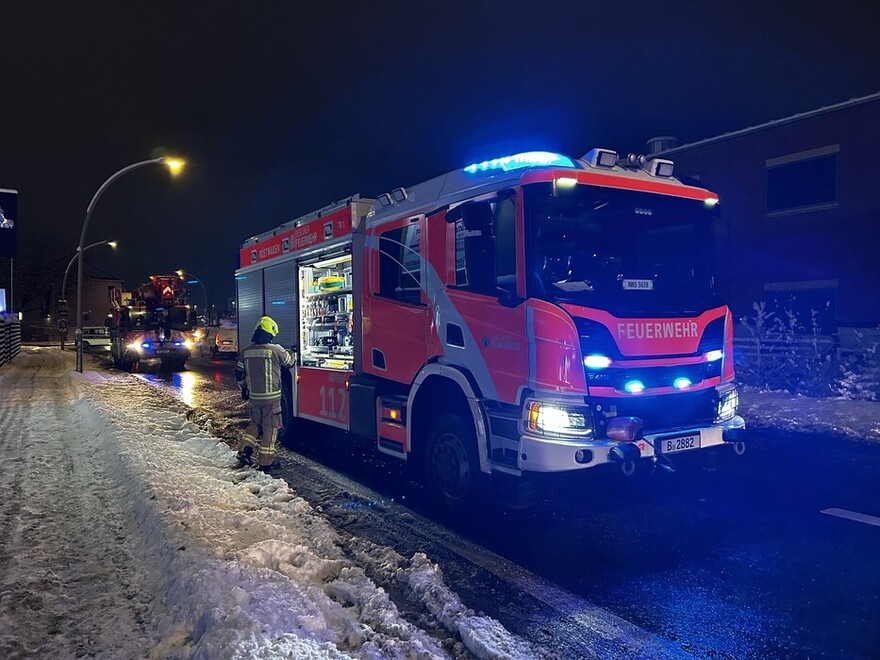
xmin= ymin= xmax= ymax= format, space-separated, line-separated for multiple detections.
xmin=408 ymin=363 xmax=491 ymax=474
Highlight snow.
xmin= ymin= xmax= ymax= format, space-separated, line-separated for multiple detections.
xmin=739 ymin=385 xmax=880 ymax=443
xmin=2 ymin=348 xmax=878 ymax=659
xmin=0 ymin=348 xmax=535 ymax=659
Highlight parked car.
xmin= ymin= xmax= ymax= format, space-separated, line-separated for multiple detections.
xmin=212 ymin=325 xmax=238 ymax=359
xmin=81 ymin=326 xmax=111 ymax=350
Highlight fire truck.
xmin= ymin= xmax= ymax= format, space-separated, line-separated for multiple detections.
xmin=236 ymin=149 xmax=746 ymax=507
xmin=110 ymin=274 xmax=197 ymax=371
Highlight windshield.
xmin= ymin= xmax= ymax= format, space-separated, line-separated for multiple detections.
xmin=524 ymin=182 xmax=720 ymax=315
xmin=127 ymin=306 xmax=194 ymax=332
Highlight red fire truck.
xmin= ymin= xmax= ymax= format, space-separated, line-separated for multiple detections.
xmin=236 ymin=149 xmax=745 ymax=506
xmin=110 ymin=274 xmax=197 ymax=371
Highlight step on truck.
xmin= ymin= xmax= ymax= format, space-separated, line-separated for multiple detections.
xmin=236 ymin=149 xmax=746 ymax=507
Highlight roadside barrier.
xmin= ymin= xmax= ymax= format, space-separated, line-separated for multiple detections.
xmin=0 ymin=315 xmax=22 ymax=367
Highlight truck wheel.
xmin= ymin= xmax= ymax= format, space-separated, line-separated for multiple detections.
xmin=423 ymin=412 xmax=482 ymax=510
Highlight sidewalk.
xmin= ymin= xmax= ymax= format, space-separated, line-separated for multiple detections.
xmin=0 ymin=347 xmax=535 ymax=659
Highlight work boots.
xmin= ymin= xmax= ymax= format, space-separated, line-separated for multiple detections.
xmin=233 ymin=446 xmax=254 ymax=469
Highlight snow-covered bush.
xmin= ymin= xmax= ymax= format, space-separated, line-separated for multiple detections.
xmin=835 ymin=328 xmax=880 ymax=401
xmin=737 ymin=302 xmax=839 ymax=397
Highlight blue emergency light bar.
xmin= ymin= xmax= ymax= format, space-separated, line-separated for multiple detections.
xmin=463 ymin=151 xmax=575 ymax=175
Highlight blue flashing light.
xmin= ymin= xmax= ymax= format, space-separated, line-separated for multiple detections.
xmin=463 ymin=151 xmax=575 ymax=175
xmin=186 ymin=279 xmax=198 ymax=284
xmin=673 ymin=377 xmax=692 ymax=389
xmin=624 ymin=380 xmax=645 ymax=394
xmin=141 ymin=342 xmax=152 ymax=349
xmin=584 ymin=354 xmax=612 ymax=369
xmin=174 ymin=341 xmax=183 ymax=346
xmin=706 ymin=349 xmax=723 ymax=362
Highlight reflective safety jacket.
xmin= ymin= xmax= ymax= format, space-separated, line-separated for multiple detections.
xmin=234 ymin=342 xmax=295 ymax=402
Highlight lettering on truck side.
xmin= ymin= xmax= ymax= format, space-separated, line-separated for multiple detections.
xmin=617 ymin=321 xmax=699 ymax=340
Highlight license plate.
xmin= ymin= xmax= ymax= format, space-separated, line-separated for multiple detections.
xmin=659 ymin=433 xmax=701 ymax=454
xmin=156 ymin=348 xmax=171 ymax=355
xmin=623 ymin=278 xmax=654 ymax=290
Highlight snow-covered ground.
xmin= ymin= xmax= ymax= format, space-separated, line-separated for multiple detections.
xmin=740 ymin=386 xmax=880 ymax=443
xmin=0 ymin=348 xmax=536 ymax=659
xmin=2 ymin=347 xmax=878 ymax=659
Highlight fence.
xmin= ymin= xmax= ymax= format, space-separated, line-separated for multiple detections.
xmin=0 ymin=315 xmax=22 ymax=367
xmin=734 ymin=305 xmax=880 ymax=399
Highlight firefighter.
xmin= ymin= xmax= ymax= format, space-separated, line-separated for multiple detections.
xmin=233 ymin=316 xmax=295 ymax=471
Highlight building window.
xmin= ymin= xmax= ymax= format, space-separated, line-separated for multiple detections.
xmin=766 ymin=145 xmax=838 ymax=215
xmin=378 ymin=221 xmax=422 ymax=304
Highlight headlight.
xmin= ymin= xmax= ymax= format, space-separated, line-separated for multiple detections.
xmin=126 ymin=342 xmax=140 ymax=352
xmin=716 ymin=386 xmax=739 ymax=422
xmin=184 ymin=340 xmax=194 ymax=350
xmin=525 ymin=400 xmax=594 ymax=438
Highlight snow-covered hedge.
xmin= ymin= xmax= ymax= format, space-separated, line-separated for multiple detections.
xmin=736 ymin=302 xmax=879 ymax=400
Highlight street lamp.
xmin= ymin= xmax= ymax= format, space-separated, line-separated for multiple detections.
xmin=76 ymin=156 xmax=184 ymax=372
xmin=60 ymin=239 xmax=117 ymax=350
xmin=176 ymin=269 xmax=209 ymax=324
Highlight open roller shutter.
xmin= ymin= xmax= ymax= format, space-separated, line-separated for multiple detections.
xmin=236 ymin=271 xmax=263 ymax=350
xmin=263 ymin=260 xmax=298 ymax=350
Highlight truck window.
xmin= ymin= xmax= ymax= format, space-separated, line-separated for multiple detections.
xmin=454 ymin=197 xmax=517 ymax=294
xmin=378 ymin=223 xmax=422 ymax=304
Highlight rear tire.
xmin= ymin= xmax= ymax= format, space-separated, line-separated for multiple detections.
xmin=423 ymin=412 xmax=482 ymax=510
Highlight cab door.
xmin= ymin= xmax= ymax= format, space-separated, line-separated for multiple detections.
xmin=364 ymin=216 xmax=430 ymax=384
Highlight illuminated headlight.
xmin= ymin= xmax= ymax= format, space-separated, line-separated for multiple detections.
xmin=584 ymin=354 xmax=612 ymax=369
xmin=706 ymin=349 xmax=723 ymax=362
xmin=184 ymin=340 xmax=194 ymax=350
xmin=192 ymin=330 xmax=202 ymax=340
xmin=126 ymin=342 xmax=141 ymax=352
xmin=525 ymin=400 xmax=594 ymax=438
xmin=716 ymin=387 xmax=739 ymax=422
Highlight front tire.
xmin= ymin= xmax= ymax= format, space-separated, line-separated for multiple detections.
xmin=423 ymin=412 xmax=482 ymax=510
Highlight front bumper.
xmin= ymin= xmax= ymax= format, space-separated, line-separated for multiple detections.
xmin=516 ymin=414 xmax=746 ymax=473
xmin=126 ymin=347 xmax=191 ymax=361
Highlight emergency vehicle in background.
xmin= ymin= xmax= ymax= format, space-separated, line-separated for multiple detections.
xmin=236 ymin=148 xmax=746 ymax=507
xmin=110 ymin=274 xmax=197 ymax=371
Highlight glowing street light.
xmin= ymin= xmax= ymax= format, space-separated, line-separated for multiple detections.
xmin=75 ymin=156 xmax=184 ymax=372
xmin=60 ymin=239 xmax=117 ymax=350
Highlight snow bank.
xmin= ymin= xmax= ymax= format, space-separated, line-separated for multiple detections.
xmin=2 ymin=349 xmax=536 ymax=658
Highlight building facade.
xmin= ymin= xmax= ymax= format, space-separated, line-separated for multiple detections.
xmin=654 ymin=92 xmax=880 ymax=331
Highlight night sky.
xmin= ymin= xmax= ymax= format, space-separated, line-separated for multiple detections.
xmin=3 ymin=1 xmax=880 ymax=307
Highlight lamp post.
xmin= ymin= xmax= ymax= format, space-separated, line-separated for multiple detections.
xmin=60 ymin=239 xmax=117 ymax=349
xmin=76 ymin=156 xmax=184 ymax=372
xmin=176 ymin=269 xmax=209 ymax=324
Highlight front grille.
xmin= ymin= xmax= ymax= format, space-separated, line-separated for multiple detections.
xmin=587 ymin=360 xmax=721 ymax=389
xmin=593 ymin=389 xmax=718 ymax=433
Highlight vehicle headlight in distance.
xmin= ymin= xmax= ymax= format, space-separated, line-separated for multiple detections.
xmin=184 ymin=339 xmax=194 ymax=349
xmin=525 ymin=400 xmax=594 ymax=438
xmin=126 ymin=342 xmax=140 ymax=352
xmin=716 ymin=386 xmax=739 ymax=422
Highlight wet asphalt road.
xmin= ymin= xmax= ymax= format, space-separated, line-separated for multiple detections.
xmin=94 ymin=349 xmax=880 ymax=658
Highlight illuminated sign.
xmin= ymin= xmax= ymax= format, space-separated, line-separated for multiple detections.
xmin=0 ymin=188 xmax=18 ymax=258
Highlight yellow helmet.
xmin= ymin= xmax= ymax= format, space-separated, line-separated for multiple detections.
xmin=256 ymin=316 xmax=279 ymax=337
